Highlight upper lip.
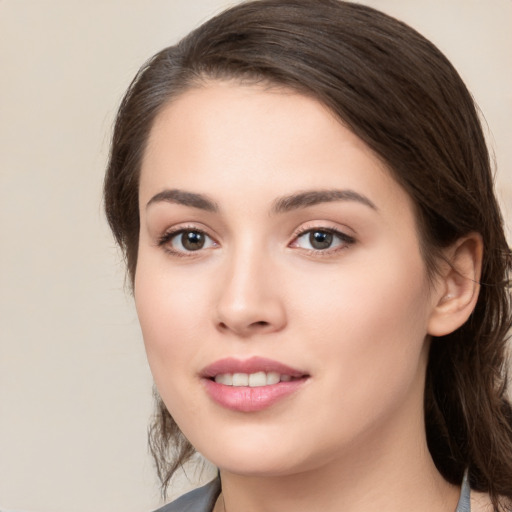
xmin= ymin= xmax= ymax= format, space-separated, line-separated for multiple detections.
xmin=200 ymin=356 xmax=308 ymax=379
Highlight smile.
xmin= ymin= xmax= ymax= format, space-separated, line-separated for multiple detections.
xmin=201 ymin=357 xmax=309 ymax=412
xmin=214 ymin=371 xmax=297 ymax=387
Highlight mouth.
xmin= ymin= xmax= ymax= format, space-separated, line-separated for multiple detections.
xmin=200 ymin=357 xmax=310 ymax=412
xmin=213 ymin=371 xmax=302 ymax=387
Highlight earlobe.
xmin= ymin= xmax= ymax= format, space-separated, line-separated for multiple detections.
xmin=427 ymin=233 xmax=483 ymax=337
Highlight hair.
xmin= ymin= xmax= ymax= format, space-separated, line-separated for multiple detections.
xmin=104 ymin=0 xmax=512 ymax=508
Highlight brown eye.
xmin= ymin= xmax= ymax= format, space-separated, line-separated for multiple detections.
xmin=159 ymin=228 xmax=217 ymax=254
xmin=292 ymin=227 xmax=355 ymax=253
xmin=180 ymin=231 xmax=206 ymax=251
xmin=309 ymin=230 xmax=333 ymax=250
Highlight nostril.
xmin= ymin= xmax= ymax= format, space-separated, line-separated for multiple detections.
xmin=216 ymin=320 xmax=269 ymax=333
xmin=252 ymin=321 xmax=270 ymax=328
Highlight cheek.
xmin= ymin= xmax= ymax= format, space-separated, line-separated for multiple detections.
xmin=134 ymin=259 xmax=205 ymax=381
xmin=134 ymin=265 xmax=212 ymax=431
xmin=291 ymin=245 xmax=431 ymax=336
xmin=291 ymin=248 xmax=432 ymax=395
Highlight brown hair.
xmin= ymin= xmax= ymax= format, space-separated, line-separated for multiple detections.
xmin=104 ymin=0 xmax=512 ymax=507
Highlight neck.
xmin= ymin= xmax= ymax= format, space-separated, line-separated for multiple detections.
xmin=217 ymin=441 xmax=458 ymax=512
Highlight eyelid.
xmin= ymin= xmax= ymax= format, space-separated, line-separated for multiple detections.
xmin=289 ymin=222 xmax=356 ymax=253
xmin=154 ymin=221 xmax=355 ymax=257
xmin=156 ymin=224 xmax=219 ymax=256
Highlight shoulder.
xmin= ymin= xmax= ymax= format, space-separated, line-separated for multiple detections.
xmin=152 ymin=479 xmax=221 ymax=512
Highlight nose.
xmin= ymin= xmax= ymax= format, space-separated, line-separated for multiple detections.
xmin=214 ymin=248 xmax=287 ymax=337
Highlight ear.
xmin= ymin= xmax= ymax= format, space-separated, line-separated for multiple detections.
xmin=427 ymin=233 xmax=483 ymax=337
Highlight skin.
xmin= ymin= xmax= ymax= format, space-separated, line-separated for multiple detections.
xmin=135 ymin=81 xmax=481 ymax=512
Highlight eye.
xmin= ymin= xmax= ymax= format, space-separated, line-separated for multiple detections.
xmin=159 ymin=228 xmax=217 ymax=254
xmin=292 ymin=228 xmax=355 ymax=252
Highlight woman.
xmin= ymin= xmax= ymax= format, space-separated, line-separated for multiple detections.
xmin=104 ymin=0 xmax=512 ymax=510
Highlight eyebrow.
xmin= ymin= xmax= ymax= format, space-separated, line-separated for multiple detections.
xmin=145 ymin=188 xmax=377 ymax=214
xmin=271 ymin=189 xmax=377 ymax=214
xmin=146 ymin=189 xmax=218 ymax=212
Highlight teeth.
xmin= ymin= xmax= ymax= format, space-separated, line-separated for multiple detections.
xmin=214 ymin=372 xmax=294 ymax=387
xmin=248 ymin=371 xmax=266 ymax=387
xmin=266 ymin=371 xmax=280 ymax=385
xmin=215 ymin=373 xmax=233 ymax=385
xmin=232 ymin=373 xmax=249 ymax=386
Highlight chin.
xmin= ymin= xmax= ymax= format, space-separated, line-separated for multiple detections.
xmin=214 ymin=456 xmax=303 ymax=478
xmin=192 ymin=429 xmax=303 ymax=477
xmin=198 ymin=432 xmax=336 ymax=479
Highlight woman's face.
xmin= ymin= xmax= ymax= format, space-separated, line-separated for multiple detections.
xmin=135 ymin=81 xmax=442 ymax=476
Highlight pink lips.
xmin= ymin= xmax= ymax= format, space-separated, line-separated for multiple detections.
xmin=201 ymin=357 xmax=309 ymax=412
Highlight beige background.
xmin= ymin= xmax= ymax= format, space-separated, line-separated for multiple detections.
xmin=1 ymin=1 xmax=511 ymax=511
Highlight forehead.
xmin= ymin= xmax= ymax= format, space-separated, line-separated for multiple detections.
xmin=143 ymin=82 xmax=383 ymax=182
xmin=145 ymin=80 xmax=346 ymax=162
xmin=139 ymin=81 xmax=415 ymax=221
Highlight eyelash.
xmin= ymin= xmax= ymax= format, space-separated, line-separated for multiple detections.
xmin=156 ymin=225 xmax=356 ymax=257
xmin=157 ymin=225 xmax=217 ymax=257
xmin=291 ymin=226 xmax=356 ymax=256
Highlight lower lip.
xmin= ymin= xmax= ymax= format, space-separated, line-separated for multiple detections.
xmin=203 ymin=378 xmax=307 ymax=412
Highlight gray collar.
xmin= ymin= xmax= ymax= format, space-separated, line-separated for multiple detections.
xmin=455 ymin=471 xmax=471 ymax=512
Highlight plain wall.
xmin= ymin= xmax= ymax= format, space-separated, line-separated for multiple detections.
xmin=1 ymin=1 xmax=511 ymax=511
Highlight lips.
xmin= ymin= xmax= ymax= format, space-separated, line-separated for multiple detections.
xmin=200 ymin=357 xmax=309 ymax=412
